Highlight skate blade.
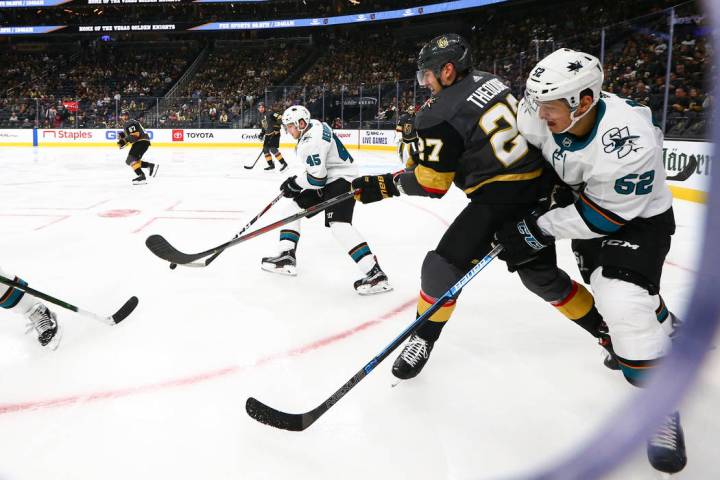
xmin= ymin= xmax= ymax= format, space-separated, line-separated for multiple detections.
xmin=655 ymin=472 xmax=673 ymax=480
xmin=356 ymin=284 xmax=394 ymax=296
xmin=132 ymin=180 xmax=147 ymax=185
xmin=261 ymin=264 xmax=297 ymax=276
xmin=151 ymin=165 xmax=160 ymax=178
xmin=391 ymin=379 xmax=403 ymax=388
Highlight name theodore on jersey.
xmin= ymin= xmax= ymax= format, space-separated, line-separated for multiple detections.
xmin=466 ymin=77 xmax=509 ymax=109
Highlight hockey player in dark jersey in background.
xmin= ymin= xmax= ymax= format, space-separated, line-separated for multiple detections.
xmin=395 ymin=105 xmax=420 ymax=166
xmin=117 ymin=112 xmax=158 ymax=185
xmin=258 ymin=103 xmax=288 ymax=171
xmin=353 ymin=34 xmax=613 ymax=382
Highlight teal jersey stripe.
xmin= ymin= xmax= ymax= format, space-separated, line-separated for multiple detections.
xmin=307 ymin=173 xmax=327 ymax=187
xmin=0 ymin=278 xmax=26 ymax=309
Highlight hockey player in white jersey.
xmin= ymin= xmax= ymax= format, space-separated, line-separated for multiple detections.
xmin=0 ymin=267 xmax=61 ymax=349
xmin=493 ymin=48 xmax=686 ymax=475
xmin=261 ymin=105 xmax=392 ymax=295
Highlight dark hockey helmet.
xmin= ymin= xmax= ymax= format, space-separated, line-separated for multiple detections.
xmin=416 ymin=34 xmax=472 ymax=85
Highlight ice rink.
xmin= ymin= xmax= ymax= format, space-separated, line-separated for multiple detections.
xmin=0 ymin=146 xmax=716 ymax=480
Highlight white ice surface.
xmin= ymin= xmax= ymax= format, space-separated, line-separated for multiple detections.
xmin=0 ymin=146 xmax=716 ymax=480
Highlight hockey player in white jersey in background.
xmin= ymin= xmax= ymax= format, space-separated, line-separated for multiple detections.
xmin=261 ymin=105 xmax=392 ymax=295
xmin=0 ymin=267 xmax=61 ymax=349
xmin=493 ymin=48 xmax=686 ymax=475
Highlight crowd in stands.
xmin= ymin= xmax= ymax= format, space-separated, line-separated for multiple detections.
xmin=0 ymin=0 xmax=711 ymax=137
xmin=166 ymin=42 xmax=308 ymax=128
xmin=1 ymin=41 xmax=200 ymax=128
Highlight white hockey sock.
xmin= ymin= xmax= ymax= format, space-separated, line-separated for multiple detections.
xmin=277 ymin=204 xmax=301 ymax=252
xmin=0 ymin=267 xmax=40 ymax=315
xmin=330 ymin=222 xmax=376 ymax=274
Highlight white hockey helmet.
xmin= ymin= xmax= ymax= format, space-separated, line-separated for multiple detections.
xmin=525 ymin=48 xmax=604 ymax=132
xmin=282 ymin=105 xmax=311 ymax=132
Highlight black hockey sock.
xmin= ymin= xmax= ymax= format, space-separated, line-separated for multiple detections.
xmin=415 ymin=320 xmax=445 ymax=342
xmin=413 ymin=289 xmax=457 ymax=342
xmin=140 ymin=161 xmax=153 ymax=169
xmin=573 ymin=306 xmax=606 ymax=338
xmin=133 ymin=167 xmax=145 ymax=178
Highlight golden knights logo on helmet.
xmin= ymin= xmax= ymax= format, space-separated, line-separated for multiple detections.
xmin=437 ymin=36 xmax=449 ymax=48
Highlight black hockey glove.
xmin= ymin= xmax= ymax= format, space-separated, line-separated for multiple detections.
xmin=117 ymin=138 xmax=128 ymax=149
xmin=494 ymin=212 xmax=554 ymax=267
xmin=280 ymin=175 xmax=303 ymax=198
xmin=295 ymin=188 xmax=324 ymax=210
xmin=258 ymin=131 xmax=265 ymax=141
xmin=351 ymin=173 xmax=399 ymax=204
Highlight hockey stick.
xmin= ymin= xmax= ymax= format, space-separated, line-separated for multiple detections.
xmin=0 ymin=274 xmax=138 ymax=326
xmin=243 ymin=151 xmax=263 ymax=170
xmin=146 ymin=189 xmax=358 ymax=266
xmin=245 ymin=244 xmax=504 ymax=431
xmin=666 ymin=154 xmax=698 ymax=181
xmin=170 ymin=192 xmax=284 ymax=269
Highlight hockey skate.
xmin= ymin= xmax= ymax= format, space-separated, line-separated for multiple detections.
xmin=647 ymin=411 xmax=687 ymax=474
xmin=353 ymin=263 xmax=393 ymax=295
xmin=25 ymin=303 xmax=61 ymax=350
xmin=148 ymin=163 xmax=160 ymax=178
xmin=392 ymin=333 xmax=434 ymax=380
xmin=279 ymin=161 xmax=289 ymax=172
xmin=264 ymin=161 xmax=275 ymax=171
xmin=132 ymin=174 xmax=147 ymax=185
xmin=261 ymin=249 xmax=297 ymax=276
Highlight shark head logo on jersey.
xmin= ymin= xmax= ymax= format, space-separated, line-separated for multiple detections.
xmin=602 ymin=126 xmax=643 ymax=159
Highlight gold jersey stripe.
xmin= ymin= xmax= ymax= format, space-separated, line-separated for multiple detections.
xmin=463 ymin=167 xmax=544 ymax=195
xmin=415 ymin=164 xmax=455 ymax=194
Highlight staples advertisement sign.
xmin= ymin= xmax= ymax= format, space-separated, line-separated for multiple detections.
xmin=40 ymin=129 xmax=96 ymax=142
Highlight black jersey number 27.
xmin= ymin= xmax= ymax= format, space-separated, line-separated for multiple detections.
xmin=479 ymin=94 xmax=528 ymax=167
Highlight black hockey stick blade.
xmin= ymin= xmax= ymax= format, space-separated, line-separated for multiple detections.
xmin=666 ymin=155 xmax=698 ymax=181
xmin=145 ymin=234 xmax=211 ymax=265
xmin=111 ymin=296 xmax=139 ymax=324
xmin=246 ymin=397 xmax=314 ymax=431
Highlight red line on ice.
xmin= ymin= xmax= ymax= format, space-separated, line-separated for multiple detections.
xmin=0 ymin=298 xmax=416 ymax=416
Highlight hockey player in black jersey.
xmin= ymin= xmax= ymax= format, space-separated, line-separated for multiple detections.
xmin=353 ymin=34 xmax=612 ymax=381
xmin=117 ymin=112 xmax=158 ymax=185
xmin=395 ymin=105 xmax=419 ymax=166
xmin=258 ymin=103 xmax=288 ymax=171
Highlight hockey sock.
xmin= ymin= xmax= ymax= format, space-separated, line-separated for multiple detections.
xmin=276 ymin=154 xmax=286 ymax=165
xmin=0 ymin=276 xmax=27 ymax=310
xmin=551 ymin=281 xmax=603 ymax=336
xmin=329 ymin=222 xmax=376 ymax=274
xmin=140 ymin=161 xmax=153 ymax=169
xmin=264 ymin=154 xmax=274 ymax=166
xmin=414 ymin=289 xmax=457 ymax=342
xmin=0 ymin=269 xmax=41 ymax=314
xmin=615 ymin=356 xmax=661 ymax=387
xmin=279 ymin=229 xmax=300 ymax=252
xmin=131 ymin=161 xmax=145 ymax=177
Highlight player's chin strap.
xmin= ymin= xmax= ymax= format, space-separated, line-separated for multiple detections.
xmin=559 ymin=97 xmax=600 ymax=134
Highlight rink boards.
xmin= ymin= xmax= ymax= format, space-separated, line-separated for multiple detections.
xmin=0 ymin=128 xmax=712 ymax=203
